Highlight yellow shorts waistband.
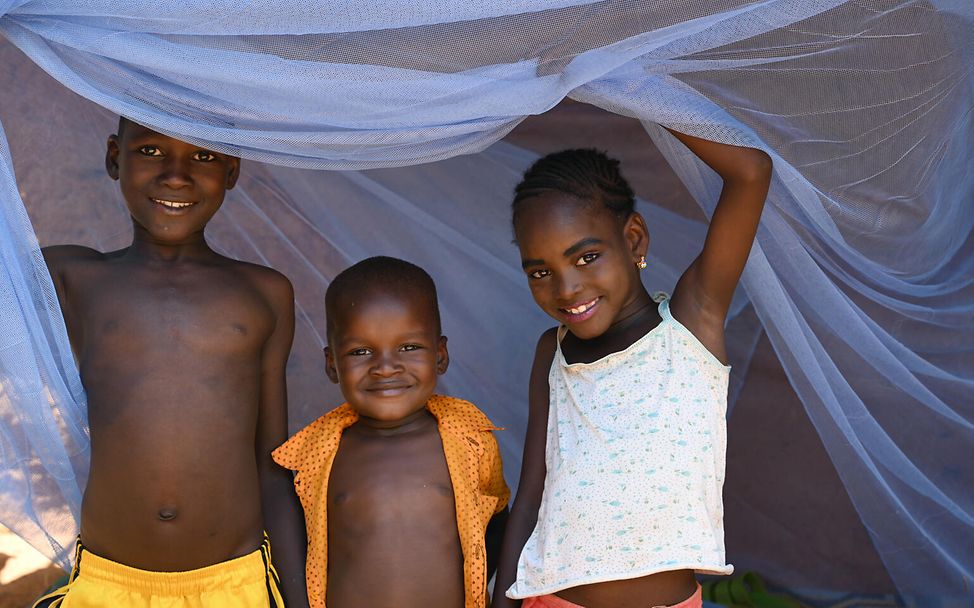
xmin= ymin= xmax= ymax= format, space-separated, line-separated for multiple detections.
xmin=75 ymin=536 xmax=273 ymax=596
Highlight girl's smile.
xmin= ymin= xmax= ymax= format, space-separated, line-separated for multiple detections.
xmin=558 ymin=295 xmax=602 ymax=323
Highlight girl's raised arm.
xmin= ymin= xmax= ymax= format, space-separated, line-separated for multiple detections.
xmin=667 ymin=129 xmax=772 ymax=363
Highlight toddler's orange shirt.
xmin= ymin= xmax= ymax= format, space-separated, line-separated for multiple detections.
xmin=272 ymin=394 xmax=510 ymax=608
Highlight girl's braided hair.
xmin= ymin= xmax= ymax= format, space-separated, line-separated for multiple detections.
xmin=512 ymin=149 xmax=635 ymax=229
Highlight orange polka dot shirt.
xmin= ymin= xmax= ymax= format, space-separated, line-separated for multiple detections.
xmin=272 ymin=394 xmax=510 ymax=608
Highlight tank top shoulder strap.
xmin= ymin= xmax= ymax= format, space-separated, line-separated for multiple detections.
xmin=654 ymin=291 xmax=672 ymax=320
xmin=549 ymin=325 xmax=568 ymax=365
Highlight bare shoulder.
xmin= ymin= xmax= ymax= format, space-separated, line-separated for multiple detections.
xmin=41 ymin=244 xmax=104 ymax=269
xmin=530 ymin=328 xmax=559 ymax=382
xmin=41 ymin=245 xmax=115 ymax=290
xmin=536 ymin=327 xmax=559 ymax=361
xmin=528 ymin=327 xmax=559 ymax=400
xmin=223 ymin=258 xmax=294 ymax=310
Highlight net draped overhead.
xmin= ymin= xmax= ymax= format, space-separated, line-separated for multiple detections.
xmin=0 ymin=0 xmax=971 ymax=602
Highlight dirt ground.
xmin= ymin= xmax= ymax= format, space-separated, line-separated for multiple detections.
xmin=0 ymin=526 xmax=64 ymax=608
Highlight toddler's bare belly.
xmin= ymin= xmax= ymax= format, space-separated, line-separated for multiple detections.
xmin=327 ymin=521 xmax=465 ymax=608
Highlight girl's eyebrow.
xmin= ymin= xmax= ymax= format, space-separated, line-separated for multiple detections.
xmin=521 ymin=237 xmax=604 ymax=269
xmin=563 ymin=237 xmax=603 ymax=258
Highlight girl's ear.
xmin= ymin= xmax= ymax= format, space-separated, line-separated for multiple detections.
xmin=105 ymin=135 xmax=120 ymax=180
xmin=623 ymin=211 xmax=650 ymax=261
xmin=436 ymin=336 xmax=450 ymax=375
xmin=324 ymin=346 xmax=339 ymax=384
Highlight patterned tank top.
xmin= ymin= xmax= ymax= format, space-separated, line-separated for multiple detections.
xmin=507 ymin=295 xmax=734 ymax=599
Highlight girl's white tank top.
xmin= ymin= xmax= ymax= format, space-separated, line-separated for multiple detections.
xmin=507 ymin=295 xmax=734 ymax=599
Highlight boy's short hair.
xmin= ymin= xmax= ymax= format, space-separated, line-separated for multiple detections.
xmin=325 ymin=256 xmax=441 ymax=338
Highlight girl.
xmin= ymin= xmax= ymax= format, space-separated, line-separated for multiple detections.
xmin=493 ymin=132 xmax=772 ymax=608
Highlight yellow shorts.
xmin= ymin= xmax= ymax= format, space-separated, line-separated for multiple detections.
xmin=33 ymin=533 xmax=285 ymax=607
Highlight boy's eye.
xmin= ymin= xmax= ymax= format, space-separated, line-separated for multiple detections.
xmin=138 ymin=146 xmax=163 ymax=157
xmin=348 ymin=348 xmax=372 ymax=356
xmin=527 ymin=268 xmax=550 ymax=280
xmin=576 ymin=252 xmax=599 ymax=266
xmin=400 ymin=344 xmax=423 ymax=352
xmin=194 ymin=151 xmax=217 ymax=162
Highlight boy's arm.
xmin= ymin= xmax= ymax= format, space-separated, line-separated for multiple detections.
xmin=667 ymin=129 xmax=773 ymax=362
xmin=41 ymin=246 xmax=64 ymax=289
xmin=41 ymin=244 xmax=102 ymax=353
xmin=491 ymin=328 xmax=557 ymax=608
xmin=254 ymin=272 xmax=309 ymax=608
xmin=41 ymin=246 xmax=69 ymax=324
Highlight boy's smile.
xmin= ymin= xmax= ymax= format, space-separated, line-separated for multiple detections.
xmin=515 ymin=192 xmax=649 ymax=340
xmin=106 ymin=120 xmax=239 ymax=244
xmin=325 ymin=291 xmax=448 ymax=426
xmin=151 ymin=197 xmax=198 ymax=211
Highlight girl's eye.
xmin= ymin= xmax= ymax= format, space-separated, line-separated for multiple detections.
xmin=576 ymin=252 xmax=599 ymax=266
xmin=528 ymin=269 xmax=550 ymax=280
xmin=348 ymin=348 xmax=371 ymax=356
xmin=194 ymin=151 xmax=217 ymax=162
xmin=138 ymin=146 xmax=163 ymax=157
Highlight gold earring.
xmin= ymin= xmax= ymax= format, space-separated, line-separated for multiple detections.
xmin=636 ymin=255 xmax=647 ymax=270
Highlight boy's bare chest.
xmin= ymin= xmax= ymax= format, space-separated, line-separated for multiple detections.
xmin=64 ymin=264 xmax=272 ymax=355
xmin=324 ymin=428 xmax=466 ymax=608
xmin=328 ymin=429 xmax=458 ymax=532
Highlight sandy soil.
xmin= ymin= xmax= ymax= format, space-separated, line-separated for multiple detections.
xmin=0 ymin=526 xmax=64 ymax=608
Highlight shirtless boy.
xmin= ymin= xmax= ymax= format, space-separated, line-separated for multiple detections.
xmin=272 ymin=256 xmax=510 ymax=608
xmin=35 ymin=118 xmax=307 ymax=607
